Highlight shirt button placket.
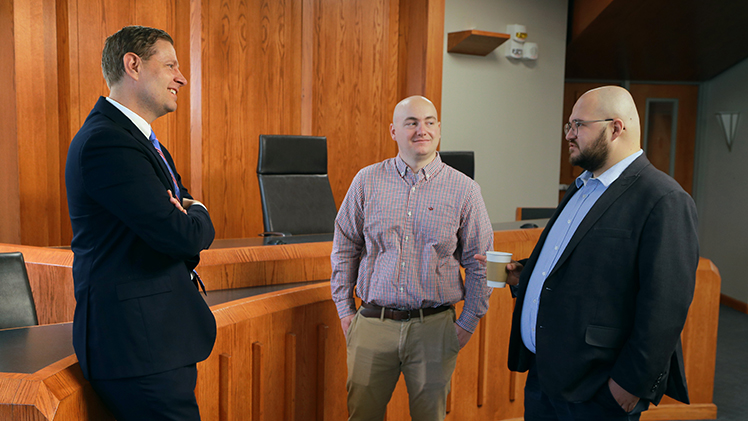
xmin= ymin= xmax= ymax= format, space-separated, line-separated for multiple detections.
xmin=401 ymin=181 xmax=416 ymax=300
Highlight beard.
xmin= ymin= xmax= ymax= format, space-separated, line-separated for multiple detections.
xmin=570 ymin=129 xmax=609 ymax=173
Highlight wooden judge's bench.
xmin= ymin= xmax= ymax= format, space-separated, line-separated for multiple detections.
xmin=0 ymin=222 xmax=720 ymax=420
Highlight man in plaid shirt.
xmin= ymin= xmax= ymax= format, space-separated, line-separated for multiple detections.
xmin=331 ymin=96 xmax=494 ymax=421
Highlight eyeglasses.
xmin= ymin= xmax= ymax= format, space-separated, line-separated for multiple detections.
xmin=563 ymin=119 xmax=614 ymax=136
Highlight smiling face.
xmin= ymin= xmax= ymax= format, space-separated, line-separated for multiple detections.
xmin=390 ymin=96 xmax=441 ymax=172
xmin=133 ymin=39 xmax=187 ymax=122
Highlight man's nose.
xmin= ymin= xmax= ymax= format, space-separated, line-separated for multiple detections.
xmin=175 ymin=69 xmax=188 ymax=86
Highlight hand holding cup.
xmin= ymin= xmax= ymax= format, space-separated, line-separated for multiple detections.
xmin=486 ymin=251 xmax=512 ymax=288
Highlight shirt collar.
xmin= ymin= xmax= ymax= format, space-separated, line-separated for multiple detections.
xmin=105 ymin=97 xmax=153 ymax=140
xmin=575 ymin=149 xmax=643 ymax=188
xmin=394 ymin=153 xmax=442 ymax=180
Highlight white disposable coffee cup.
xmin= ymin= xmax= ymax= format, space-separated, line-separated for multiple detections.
xmin=486 ymin=251 xmax=512 ymax=288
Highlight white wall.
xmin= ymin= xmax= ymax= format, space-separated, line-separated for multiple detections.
xmin=441 ymin=0 xmax=568 ymax=223
xmin=696 ymin=57 xmax=748 ymax=304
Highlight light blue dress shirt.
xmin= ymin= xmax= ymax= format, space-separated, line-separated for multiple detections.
xmin=520 ymin=150 xmax=643 ymax=353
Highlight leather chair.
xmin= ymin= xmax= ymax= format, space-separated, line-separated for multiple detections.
xmin=440 ymin=151 xmax=475 ymax=179
xmin=0 ymin=252 xmax=39 ymax=329
xmin=257 ymin=135 xmax=338 ymax=236
xmin=515 ymin=207 xmax=557 ymax=221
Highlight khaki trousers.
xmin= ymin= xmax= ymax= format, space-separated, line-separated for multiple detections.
xmin=346 ymin=307 xmax=460 ymax=421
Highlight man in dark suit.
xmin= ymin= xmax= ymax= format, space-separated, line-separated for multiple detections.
xmin=65 ymin=26 xmax=216 ymax=420
xmin=499 ymin=86 xmax=699 ymax=420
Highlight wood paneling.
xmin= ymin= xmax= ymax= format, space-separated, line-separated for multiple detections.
xmin=629 ymin=84 xmax=698 ymax=194
xmin=397 ymin=0 xmax=444 ymax=113
xmin=312 ymin=0 xmax=400 ymax=210
xmin=2 ymin=0 xmax=192 ymax=247
xmin=0 ymin=0 xmax=21 ymax=245
xmin=2 ymin=0 xmax=446 ymax=246
xmin=14 ymin=0 xmax=62 ymax=247
xmin=199 ymin=0 xmax=302 ymax=239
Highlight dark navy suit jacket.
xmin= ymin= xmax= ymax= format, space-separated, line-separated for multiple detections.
xmin=508 ymin=155 xmax=698 ymax=405
xmin=65 ymin=97 xmax=216 ymax=380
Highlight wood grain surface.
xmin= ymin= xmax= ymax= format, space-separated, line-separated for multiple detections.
xmin=0 ymin=230 xmax=720 ymax=420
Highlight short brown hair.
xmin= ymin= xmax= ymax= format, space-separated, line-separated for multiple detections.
xmin=101 ymin=25 xmax=173 ymax=87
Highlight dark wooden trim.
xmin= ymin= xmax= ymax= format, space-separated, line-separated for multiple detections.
xmin=720 ymin=293 xmax=748 ymax=314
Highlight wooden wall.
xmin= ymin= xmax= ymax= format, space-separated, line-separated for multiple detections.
xmin=0 ymin=0 xmax=444 ymax=246
xmin=0 ymin=0 xmax=21 ymax=245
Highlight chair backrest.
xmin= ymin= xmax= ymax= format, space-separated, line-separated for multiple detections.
xmin=515 ymin=207 xmax=557 ymax=221
xmin=257 ymin=135 xmax=338 ymax=235
xmin=440 ymin=151 xmax=475 ymax=179
xmin=0 ymin=252 xmax=39 ymax=329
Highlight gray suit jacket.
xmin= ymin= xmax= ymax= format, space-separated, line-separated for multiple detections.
xmin=508 ymin=154 xmax=698 ymax=405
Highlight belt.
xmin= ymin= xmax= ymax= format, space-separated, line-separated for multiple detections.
xmin=359 ymin=302 xmax=452 ymax=321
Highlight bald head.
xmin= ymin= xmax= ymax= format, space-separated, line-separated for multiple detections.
xmin=393 ymin=96 xmax=438 ymax=124
xmin=577 ymin=86 xmax=641 ymax=145
xmin=567 ymin=86 xmax=642 ymax=176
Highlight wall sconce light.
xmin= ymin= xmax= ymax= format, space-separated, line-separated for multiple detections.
xmin=716 ymin=112 xmax=740 ymax=152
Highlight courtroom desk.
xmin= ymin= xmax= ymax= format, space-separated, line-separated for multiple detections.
xmin=0 ymin=281 xmax=321 ymax=373
xmin=0 ymin=223 xmax=544 ymax=325
xmin=211 ymin=233 xmax=334 ymax=248
xmin=0 ymin=244 xmax=75 ymax=326
xmin=0 ymin=233 xmax=336 ymax=325
xmin=0 ymin=324 xmax=73 ymax=374
xmin=189 ymin=234 xmax=336 ymax=293
xmin=0 ymin=281 xmax=324 ymax=420
xmin=0 ymin=224 xmax=719 ymax=420
xmin=492 ymin=218 xmax=548 ymax=231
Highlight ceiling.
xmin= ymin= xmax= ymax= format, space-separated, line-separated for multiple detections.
xmin=565 ymin=0 xmax=748 ymax=82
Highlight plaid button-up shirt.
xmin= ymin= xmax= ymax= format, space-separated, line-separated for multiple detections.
xmin=331 ymin=154 xmax=493 ymax=332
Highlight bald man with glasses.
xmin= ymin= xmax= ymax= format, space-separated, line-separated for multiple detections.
xmin=487 ymin=86 xmax=699 ymax=420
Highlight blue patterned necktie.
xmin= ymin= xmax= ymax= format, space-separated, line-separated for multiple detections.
xmin=149 ymin=131 xmax=180 ymax=199
xmin=150 ymin=131 xmax=206 ymax=295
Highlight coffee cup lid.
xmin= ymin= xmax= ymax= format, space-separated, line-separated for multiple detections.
xmin=486 ymin=251 xmax=512 ymax=263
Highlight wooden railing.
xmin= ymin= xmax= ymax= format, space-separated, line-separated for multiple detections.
xmin=0 ymin=229 xmax=719 ymax=420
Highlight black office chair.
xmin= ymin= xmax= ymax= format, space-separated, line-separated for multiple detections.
xmin=440 ymin=151 xmax=475 ymax=179
xmin=257 ymin=135 xmax=338 ymax=236
xmin=0 ymin=252 xmax=39 ymax=329
xmin=515 ymin=207 xmax=557 ymax=221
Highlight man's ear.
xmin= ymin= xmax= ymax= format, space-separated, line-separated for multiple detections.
xmin=610 ymin=119 xmax=625 ymax=141
xmin=122 ymin=52 xmax=141 ymax=81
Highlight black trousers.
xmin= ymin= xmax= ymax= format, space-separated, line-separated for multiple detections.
xmin=89 ymin=363 xmax=201 ymax=421
xmin=524 ymin=358 xmax=649 ymax=421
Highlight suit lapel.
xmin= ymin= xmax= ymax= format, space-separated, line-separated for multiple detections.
xmin=546 ymin=155 xmax=650 ymax=278
xmin=94 ymin=97 xmax=176 ymax=194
